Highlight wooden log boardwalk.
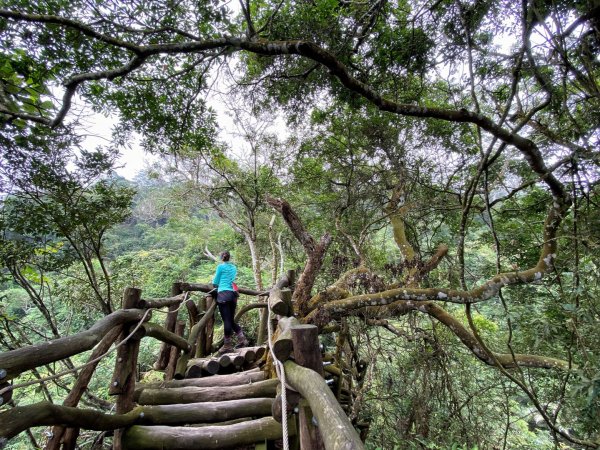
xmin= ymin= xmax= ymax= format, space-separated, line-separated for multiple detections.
xmin=0 ymin=276 xmax=366 ymax=450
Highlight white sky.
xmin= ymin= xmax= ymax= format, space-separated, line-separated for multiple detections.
xmin=79 ymin=74 xmax=243 ymax=180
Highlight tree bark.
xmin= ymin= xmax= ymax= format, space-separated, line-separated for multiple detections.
xmin=266 ymin=197 xmax=332 ymax=316
xmin=165 ymin=321 xmax=185 ymax=381
xmin=154 ymin=283 xmax=182 ymax=370
xmin=110 ymin=288 xmax=143 ymax=450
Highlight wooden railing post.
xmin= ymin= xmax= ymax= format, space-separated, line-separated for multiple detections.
xmin=110 ymin=287 xmax=143 ymax=450
xmin=200 ymin=294 xmax=215 ymax=357
xmin=196 ymin=296 xmax=207 ymax=358
xmin=165 ymin=321 xmax=185 ymax=381
xmin=45 ymin=326 xmax=122 ymax=450
xmin=154 ymin=283 xmax=181 ymax=370
xmin=291 ymin=324 xmax=325 ymax=450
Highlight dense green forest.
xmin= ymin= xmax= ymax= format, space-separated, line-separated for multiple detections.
xmin=1 ymin=0 xmax=599 ymax=448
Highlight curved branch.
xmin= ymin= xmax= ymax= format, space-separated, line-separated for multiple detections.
xmin=234 ymin=302 xmax=268 ymax=322
xmin=52 ymin=55 xmax=147 ymax=127
xmin=0 ymin=10 xmax=142 ymax=52
xmin=307 ymin=199 xmax=569 ymax=316
xmin=328 ymin=301 xmax=570 ymax=371
xmin=421 ymin=303 xmax=570 ymax=370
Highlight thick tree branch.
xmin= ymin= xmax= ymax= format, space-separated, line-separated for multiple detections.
xmin=266 ymin=197 xmax=331 ymax=315
xmin=422 ymin=303 xmax=570 ymax=370
xmin=0 ymin=10 xmax=142 ymax=52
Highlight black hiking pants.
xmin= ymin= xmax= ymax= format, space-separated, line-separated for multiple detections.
xmin=217 ymin=291 xmax=240 ymax=337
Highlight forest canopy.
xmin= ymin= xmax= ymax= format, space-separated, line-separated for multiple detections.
xmin=0 ymin=0 xmax=599 ymax=448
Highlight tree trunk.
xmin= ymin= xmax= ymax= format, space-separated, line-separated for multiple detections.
xmin=154 ymin=283 xmax=182 ymax=370
xmin=110 ymin=288 xmax=143 ymax=450
xmin=165 ymin=321 xmax=185 ymax=381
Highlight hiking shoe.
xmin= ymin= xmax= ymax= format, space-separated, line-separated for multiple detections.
xmin=235 ymin=337 xmax=249 ymax=349
xmin=218 ymin=342 xmax=234 ymax=355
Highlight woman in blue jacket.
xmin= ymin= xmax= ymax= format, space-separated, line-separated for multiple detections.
xmin=213 ymin=251 xmax=248 ymax=354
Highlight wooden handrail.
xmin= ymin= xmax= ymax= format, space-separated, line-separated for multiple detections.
xmin=180 ymin=282 xmax=266 ymax=297
xmin=0 ymin=309 xmax=148 ymax=381
xmin=284 ymin=361 xmax=364 ymax=450
xmin=137 ymin=294 xmax=186 ymax=309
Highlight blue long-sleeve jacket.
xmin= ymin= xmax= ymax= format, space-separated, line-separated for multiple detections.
xmin=212 ymin=262 xmax=237 ymax=292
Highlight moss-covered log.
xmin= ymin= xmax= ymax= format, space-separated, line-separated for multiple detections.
xmin=284 ymin=361 xmax=364 ymax=450
xmin=0 ymin=398 xmax=274 ymax=441
xmin=136 ymin=379 xmax=278 ymax=405
xmin=122 ymin=416 xmax=295 ymax=450
xmin=0 ymin=309 xmax=147 ymax=381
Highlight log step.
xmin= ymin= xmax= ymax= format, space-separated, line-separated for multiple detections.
xmin=136 ymin=379 xmax=278 ymax=405
xmin=122 ymin=416 xmax=296 ymax=450
xmin=185 ymin=347 xmax=267 ymax=378
xmin=139 ymin=398 xmax=273 ymax=425
xmin=135 ymin=370 xmax=265 ymax=397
